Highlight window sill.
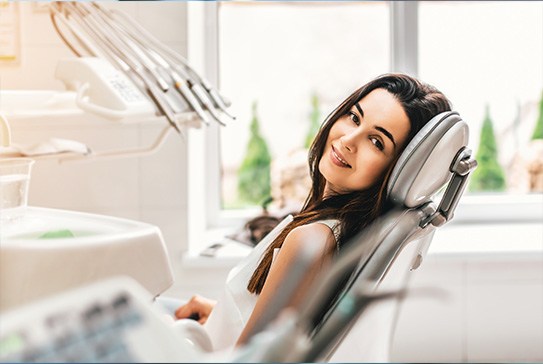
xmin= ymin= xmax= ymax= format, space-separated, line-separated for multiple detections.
xmin=183 ymin=221 xmax=543 ymax=270
xmin=450 ymin=193 xmax=543 ymax=223
xmin=430 ymin=222 xmax=543 ymax=257
xmin=182 ymin=227 xmax=252 ymax=269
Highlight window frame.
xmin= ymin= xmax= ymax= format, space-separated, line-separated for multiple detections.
xmin=187 ymin=1 xmax=543 ymax=252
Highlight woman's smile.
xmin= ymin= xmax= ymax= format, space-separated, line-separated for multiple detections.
xmin=330 ymin=145 xmax=351 ymax=168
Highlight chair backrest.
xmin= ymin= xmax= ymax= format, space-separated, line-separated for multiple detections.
xmin=299 ymin=111 xmax=477 ymax=362
xmin=234 ymin=111 xmax=477 ymax=363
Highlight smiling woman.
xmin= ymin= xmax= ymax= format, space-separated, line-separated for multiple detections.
xmin=175 ymin=73 xmax=453 ymax=351
xmin=244 ymin=73 xmax=451 ymax=292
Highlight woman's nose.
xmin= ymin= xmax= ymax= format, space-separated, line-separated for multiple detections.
xmin=340 ymin=130 xmax=361 ymax=153
xmin=340 ymin=138 xmax=354 ymax=153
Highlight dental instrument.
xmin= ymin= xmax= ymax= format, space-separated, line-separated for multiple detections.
xmin=51 ymin=3 xmax=185 ymax=132
xmin=78 ymin=2 xmax=208 ymax=129
xmin=88 ymin=3 xmax=222 ymax=126
xmin=50 ymin=3 xmax=185 ymax=135
xmin=49 ymin=2 xmax=233 ymax=132
xmin=97 ymin=3 xmax=235 ymax=121
xmin=95 ymin=3 xmax=225 ymax=126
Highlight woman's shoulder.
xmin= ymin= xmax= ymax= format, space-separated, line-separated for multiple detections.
xmin=289 ymin=221 xmax=336 ymax=237
xmin=284 ymin=221 xmax=338 ymax=255
xmin=295 ymin=219 xmax=340 ymax=242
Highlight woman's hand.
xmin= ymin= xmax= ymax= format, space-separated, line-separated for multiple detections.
xmin=175 ymin=295 xmax=217 ymax=325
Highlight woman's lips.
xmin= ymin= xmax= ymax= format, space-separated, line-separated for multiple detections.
xmin=330 ymin=145 xmax=351 ymax=168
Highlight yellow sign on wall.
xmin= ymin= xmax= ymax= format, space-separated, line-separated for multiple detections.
xmin=0 ymin=2 xmax=20 ymax=63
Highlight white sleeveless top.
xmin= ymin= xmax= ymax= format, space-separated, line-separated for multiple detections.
xmin=204 ymin=215 xmax=340 ymax=351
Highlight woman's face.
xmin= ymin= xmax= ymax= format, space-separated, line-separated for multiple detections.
xmin=319 ymin=88 xmax=411 ymax=196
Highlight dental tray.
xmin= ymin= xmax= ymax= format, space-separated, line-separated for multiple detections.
xmin=0 ymin=207 xmax=174 ymax=312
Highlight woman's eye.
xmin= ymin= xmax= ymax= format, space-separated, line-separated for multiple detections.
xmin=348 ymin=111 xmax=360 ymax=125
xmin=371 ymin=137 xmax=384 ymax=151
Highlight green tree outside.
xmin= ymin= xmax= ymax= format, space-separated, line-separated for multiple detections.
xmin=305 ymin=93 xmax=321 ymax=149
xmin=237 ymin=101 xmax=272 ymax=206
xmin=531 ymin=90 xmax=543 ymax=140
xmin=469 ymin=105 xmax=506 ymax=192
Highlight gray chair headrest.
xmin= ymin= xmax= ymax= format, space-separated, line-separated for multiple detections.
xmin=387 ymin=111 xmax=469 ymax=208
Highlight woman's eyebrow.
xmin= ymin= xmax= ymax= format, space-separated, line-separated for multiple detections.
xmin=354 ymin=103 xmax=364 ymax=118
xmin=354 ymin=102 xmax=396 ymax=150
xmin=375 ymin=126 xmax=396 ymax=149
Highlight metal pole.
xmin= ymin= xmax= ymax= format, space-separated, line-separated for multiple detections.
xmin=390 ymin=1 xmax=419 ymax=77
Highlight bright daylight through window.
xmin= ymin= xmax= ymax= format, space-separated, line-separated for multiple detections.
xmin=418 ymin=2 xmax=543 ymax=195
xmin=213 ymin=1 xmax=542 ymax=235
xmin=219 ymin=1 xmax=390 ymax=213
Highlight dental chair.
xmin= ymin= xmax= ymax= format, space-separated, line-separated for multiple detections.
xmin=235 ymin=110 xmax=477 ymax=362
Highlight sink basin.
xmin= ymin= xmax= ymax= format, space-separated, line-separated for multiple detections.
xmin=0 ymin=207 xmax=174 ymax=312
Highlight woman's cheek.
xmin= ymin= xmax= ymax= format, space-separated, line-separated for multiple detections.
xmin=354 ymin=158 xmax=385 ymax=188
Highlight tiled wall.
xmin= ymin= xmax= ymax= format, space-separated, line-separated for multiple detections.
xmin=391 ymin=250 xmax=543 ymax=362
xmin=0 ymin=2 xmax=190 ymax=274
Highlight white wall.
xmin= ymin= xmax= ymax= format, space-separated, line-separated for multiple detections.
xmin=391 ymin=227 xmax=543 ymax=362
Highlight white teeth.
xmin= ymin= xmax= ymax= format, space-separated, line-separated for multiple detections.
xmin=333 ymin=148 xmax=350 ymax=167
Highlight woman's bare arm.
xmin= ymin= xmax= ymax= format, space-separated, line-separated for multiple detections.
xmin=235 ymin=222 xmax=337 ymax=346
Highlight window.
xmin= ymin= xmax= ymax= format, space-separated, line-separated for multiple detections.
xmin=418 ymin=1 xmax=543 ymax=196
xmin=218 ymin=1 xmax=390 ymax=212
xmin=188 ymin=1 xmax=542 ymax=253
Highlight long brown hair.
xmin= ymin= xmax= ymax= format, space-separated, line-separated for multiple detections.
xmin=247 ymin=73 xmax=452 ymax=294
